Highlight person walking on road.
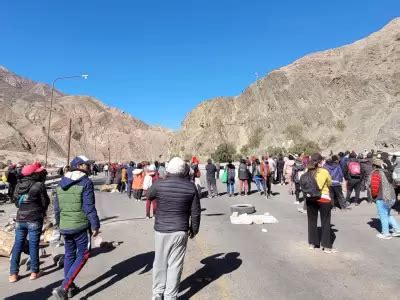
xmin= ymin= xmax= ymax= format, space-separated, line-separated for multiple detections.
xmin=205 ymin=159 xmax=219 ymax=198
xmin=226 ymin=160 xmax=236 ymax=197
xmin=252 ymin=159 xmax=264 ymax=195
xmin=344 ymin=152 xmax=362 ymax=205
xmin=261 ymin=156 xmax=272 ymax=198
xmin=120 ymin=164 xmax=127 ymax=193
xmin=6 ymin=164 xmax=17 ymax=202
xmin=9 ymin=162 xmax=49 ymax=283
xmin=284 ymin=155 xmax=295 ymax=194
xmin=132 ymin=163 xmax=145 ymax=202
xmin=52 ymin=155 xmax=100 ymax=299
xmin=103 ymin=163 xmax=109 ymax=177
xmin=148 ymin=157 xmax=201 ymax=300
xmin=238 ymin=159 xmax=249 ymax=196
xmin=324 ymin=155 xmax=350 ymax=210
xmin=303 ymin=153 xmax=335 ymax=254
xmin=368 ymin=158 xmax=400 ymax=239
xmin=276 ymin=154 xmax=285 ymax=185
xmin=293 ymin=155 xmax=307 ymax=213
xmin=144 ymin=164 xmax=159 ymax=219
xmin=360 ymin=153 xmax=373 ymax=192
xmin=126 ymin=161 xmax=135 ymax=198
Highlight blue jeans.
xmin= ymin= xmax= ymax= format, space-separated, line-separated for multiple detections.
xmin=227 ymin=182 xmax=235 ymax=195
xmin=376 ymin=199 xmax=399 ymax=235
xmin=62 ymin=230 xmax=91 ymax=290
xmin=10 ymin=221 xmax=43 ymax=275
xmin=254 ymin=176 xmax=264 ymax=192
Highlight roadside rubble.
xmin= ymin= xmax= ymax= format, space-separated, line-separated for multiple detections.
xmin=100 ymin=184 xmax=118 ymax=192
xmin=230 ymin=211 xmax=279 ymax=225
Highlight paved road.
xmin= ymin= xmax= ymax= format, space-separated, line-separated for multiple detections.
xmin=1 ymin=178 xmax=400 ymax=300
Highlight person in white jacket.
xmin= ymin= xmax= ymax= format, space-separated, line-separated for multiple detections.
xmin=144 ymin=164 xmax=159 ymax=219
xmin=143 ymin=165 xmax=157 ymax=192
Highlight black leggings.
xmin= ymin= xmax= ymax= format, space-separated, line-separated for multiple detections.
xmin=306 ymin=200 xmax=332 ymax=248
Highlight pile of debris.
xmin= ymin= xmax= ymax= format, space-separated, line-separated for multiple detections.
xmin=229 ymin=204 xmax=279 ymax=225
xmin=100 ymin=184 xmax=119 ymax=192
xmin=230 ymin=212 xmax=279 ymax=225
xmin=0 ymin=215 xmax=16 ymax=257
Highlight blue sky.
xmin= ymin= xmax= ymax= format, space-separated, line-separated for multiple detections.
xmin=1 ymin=1 xmax=399 ymax=129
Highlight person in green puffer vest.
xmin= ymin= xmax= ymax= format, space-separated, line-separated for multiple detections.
xmin=52 ymin=156 xmax=100 ymax=300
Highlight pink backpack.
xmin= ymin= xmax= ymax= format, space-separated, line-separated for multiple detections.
xmin=348 ymin=161 xmax=361 ymax=177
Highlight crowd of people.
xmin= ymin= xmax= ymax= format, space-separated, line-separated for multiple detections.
xmin=3 ymin=148 xmax=400 ymax=299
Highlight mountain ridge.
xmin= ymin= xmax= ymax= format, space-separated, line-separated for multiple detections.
xmin=0 ymin=67 xmax=172 ymax=164
xmin=172 ymin=17 xmax=400 ymax=158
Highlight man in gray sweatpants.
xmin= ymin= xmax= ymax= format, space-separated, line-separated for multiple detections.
xmin=148 ymin=157 xmax=201 ymax=300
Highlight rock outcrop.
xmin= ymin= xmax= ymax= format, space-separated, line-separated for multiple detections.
xmin=0 ymin=67 xmax=172 ymax=165
xmin=173 ymin=18 xmax=400 ymax=157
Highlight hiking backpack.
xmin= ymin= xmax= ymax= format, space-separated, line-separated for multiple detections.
xmin=293 ymin=164 xmax=305 ymax=183
xmin=228 ymin=168 xmax=236 ymax=181
xmin=299 ymin=171 xmax=321 ymax=200
xmin=348 ymin=161 xmax=361 ymax=177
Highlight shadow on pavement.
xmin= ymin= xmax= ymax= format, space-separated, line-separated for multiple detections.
xmin=4 ymin=280 xmax=63 ymax=300
xmin=100 ymin=215 xmax=119 ymax=222
xmin=367 ymin=218 xmax=381 ymax=233
xmin=79 ymin=251 xmax=154 ymax=299
xmin=179 ymin=252 xmax=242 ymax=299
xmin=90 ymin=242 xmax=121 ymax=258
xmin=202 ymin=213 xmax=225 ymax=217
xmin=102 ymin=217 xmax=148 ymax=225
xmin=316 ymin=225 xmax=338 ymax=246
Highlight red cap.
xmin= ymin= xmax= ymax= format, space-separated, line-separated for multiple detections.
xmin=21 ymin=162 xmax=45 ymax=176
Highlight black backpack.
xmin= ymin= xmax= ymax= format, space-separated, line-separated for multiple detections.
xmin=299 ymin=171 xmax=321 ymax=200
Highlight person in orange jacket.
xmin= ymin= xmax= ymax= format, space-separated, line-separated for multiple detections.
xmin=132 ymin=163 xmax=144 ymax=202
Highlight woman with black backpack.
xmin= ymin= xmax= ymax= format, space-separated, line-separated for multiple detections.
xmin=301 ymin=153 xmax=335 ymax=254
xmin=9 ymin=162 xmax=50 ymax=283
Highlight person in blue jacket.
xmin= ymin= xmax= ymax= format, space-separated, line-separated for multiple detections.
xmin=127 ymin=161 xmax=135 ymax=198
xmin=52 ymin=155 xmax=100 ymax=299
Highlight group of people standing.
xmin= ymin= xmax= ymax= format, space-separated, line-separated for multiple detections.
xmin=4 ymin=149 xmax=400 ymax=299
xmin=7 ymin=155 xmax=201 ymax=300
xmin=289 ymin=150 xmax=400 ymax=253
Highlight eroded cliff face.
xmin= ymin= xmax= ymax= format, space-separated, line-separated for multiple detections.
xmin=173 ymin=18 xmax=400 ymax=158
xmin=0 ymin=67 xmax=172 ymax=164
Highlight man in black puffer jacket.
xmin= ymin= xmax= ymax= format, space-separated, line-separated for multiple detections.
xmin=148 ymin=156 xmax=201 ymax=300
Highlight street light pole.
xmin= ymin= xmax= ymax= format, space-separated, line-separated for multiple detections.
xmin=66 ymin=118 xmax=72 ymax=166
xmin=44 ymin=75 xmax=88 ymax=168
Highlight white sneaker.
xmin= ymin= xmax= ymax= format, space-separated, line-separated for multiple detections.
xmin=293 ymin=201 xmax=300 ymax=205
xmin=376 ymin=233 xmax=392 ymax=240
xmin=323 ymin=248 xmax=338 ymax=254
xmin=391 ymin=231 xmax=400 ymax=237
xmin=308 ymin=244 xmax=316 ymax=250
xmin=297 ymin=208 xmax=307 ymax=214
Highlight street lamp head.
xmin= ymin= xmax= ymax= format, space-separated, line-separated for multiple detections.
xmin=81 ymin=74 xmax=89 ymax=79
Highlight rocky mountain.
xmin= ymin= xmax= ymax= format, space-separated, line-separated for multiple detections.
xmin=0 ymin=67 xmax=172 ymax=165
xmin=1 ymin=18 xmax=399 ymax=165
xmin=172 ymin=18 xmax=400 ymax=158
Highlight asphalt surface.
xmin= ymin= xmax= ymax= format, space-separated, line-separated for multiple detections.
xmin=1 ymin=177 xmax=400 ymax=300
